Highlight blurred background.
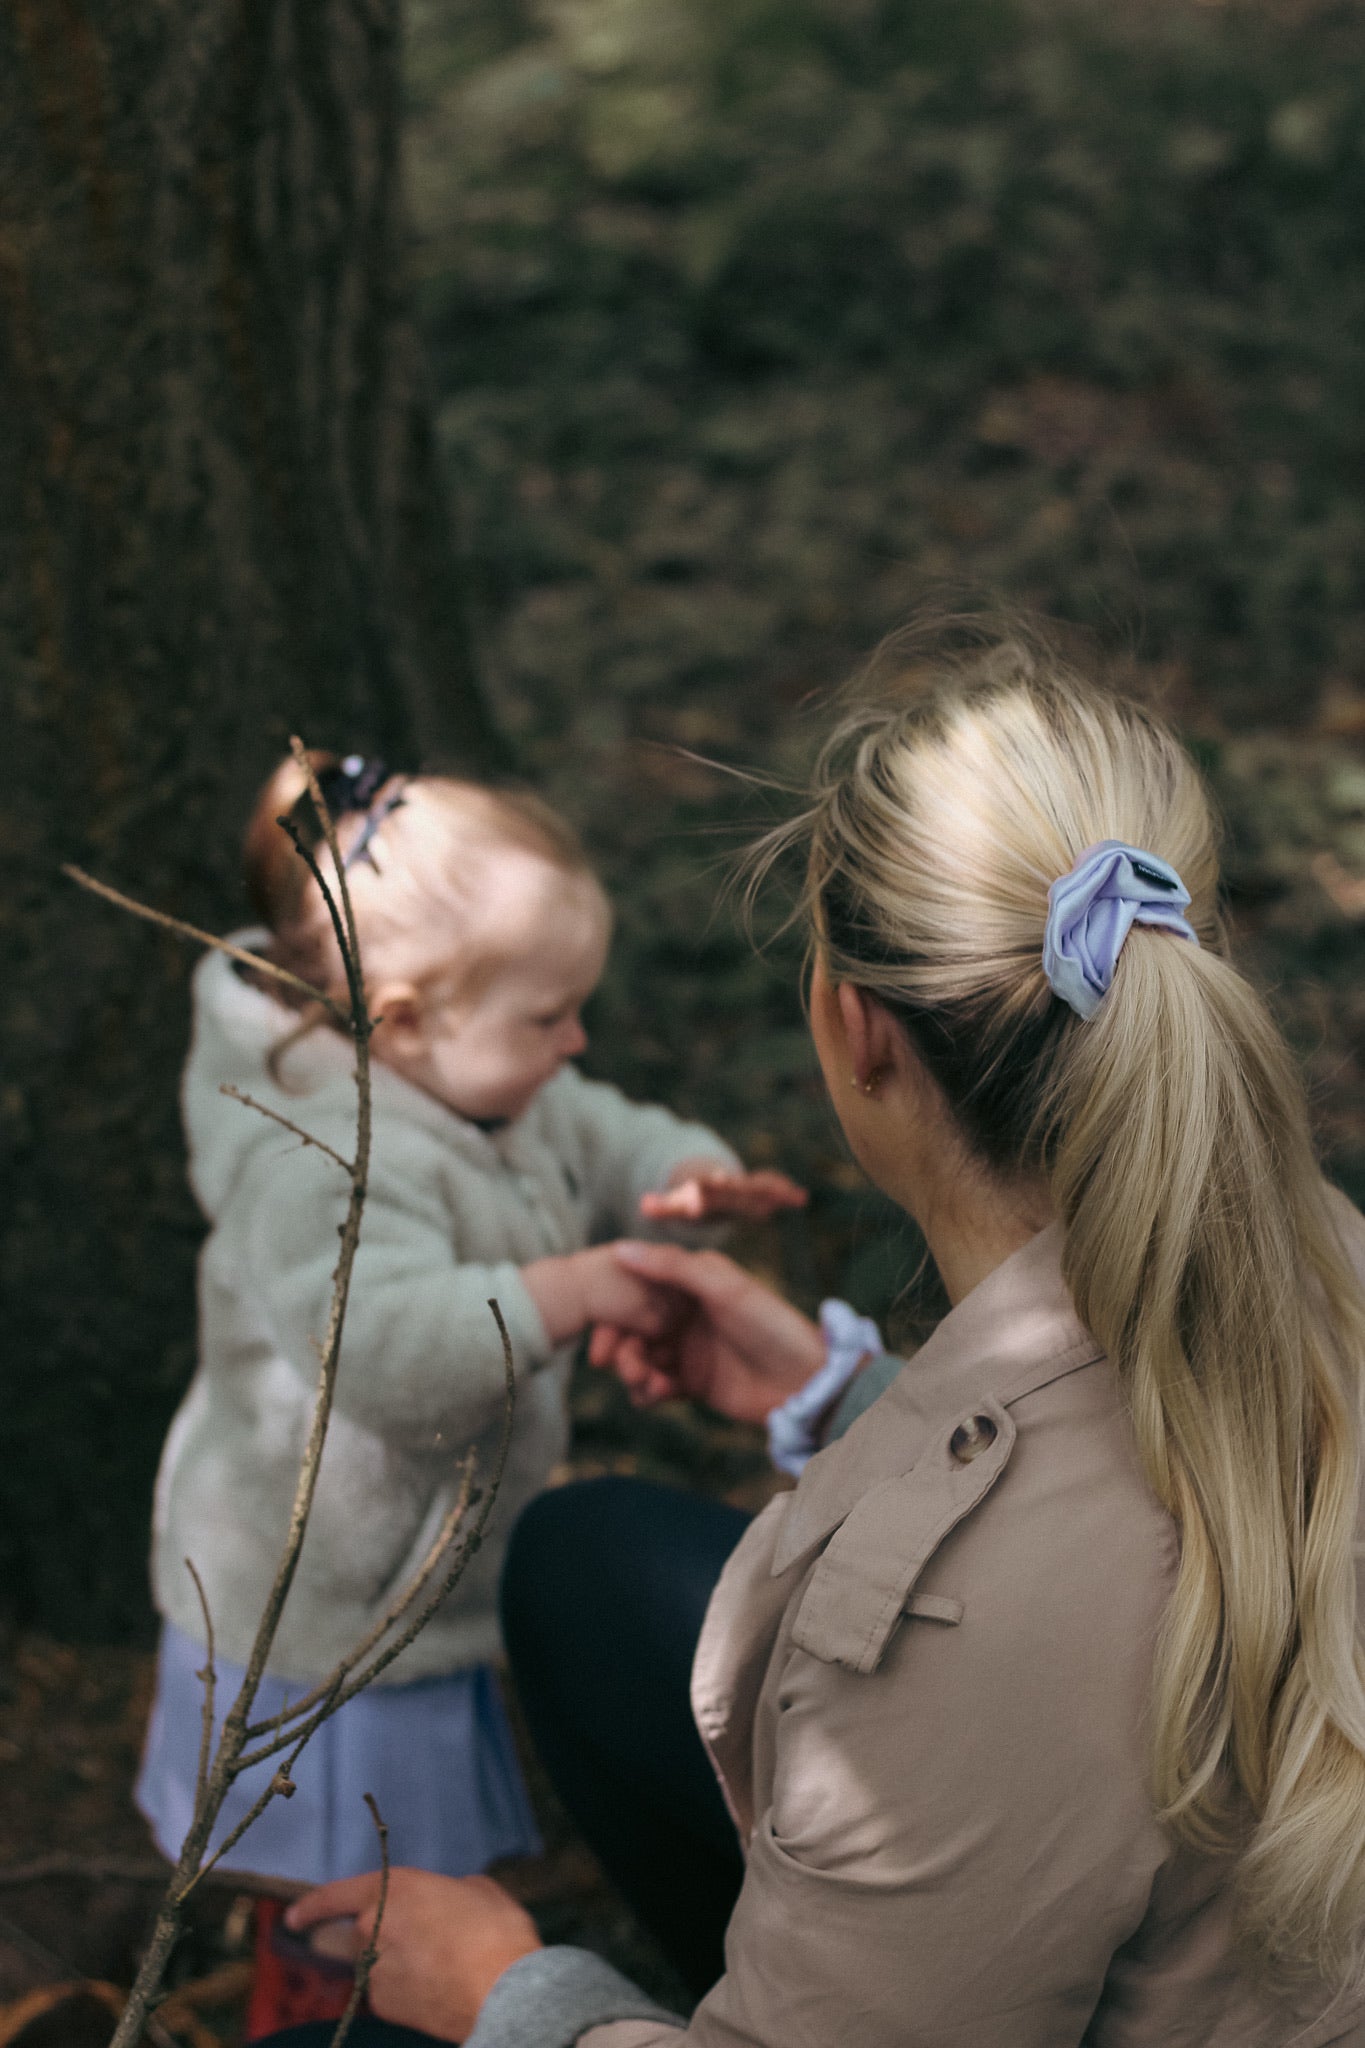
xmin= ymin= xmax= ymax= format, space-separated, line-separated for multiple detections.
xmin=4 ymin=0 xmax=1365 ymax=2030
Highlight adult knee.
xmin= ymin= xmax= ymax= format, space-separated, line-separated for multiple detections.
xmin=501 ymin=1476 xmax=646 ymax=1674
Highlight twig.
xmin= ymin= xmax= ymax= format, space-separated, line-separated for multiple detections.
xmin=329 ymin=1797 xmax=390 ymax=2048
xmin=100 ymin=745 xmax=514 ymax=2047
xmin=107 ymin=756 xmax=376 ymax=2048
xmin=184 ymin=1561 xmax=216 ymax=1818
xmin=236 ymin=1309 xmax=515 ymax=1767
xmin=244 ymin=1453 xmax=478 ymax=1740
xmin=185 ymin=1739 xmax=312 ymax=1898
xmin=0 ymin=1856 xmax=170 ymax=1889
xmin=155 ymin=1960 xmax=254 ymax=2034
xmin=202 ymin=747 xmax=374 ymax=1744
xmin=0 ymin=1856 xmax=310 ymax=1901
xmin=0 ymin=1905 xmax=70 ymax=1976
xmin=61 ymin=866 xmax=348 ymax=1027
xmin=218 ymin=1085 xmax=355 ymax=1176
xmin=285 ymin=738 xmax=369 ymax=1031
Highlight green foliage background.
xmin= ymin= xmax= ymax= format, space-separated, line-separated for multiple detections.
xmin=400 ymin=0 xmax=1365 ymax=1372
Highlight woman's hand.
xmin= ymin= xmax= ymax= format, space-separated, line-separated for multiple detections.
xmin=589 ymin=1242 xmax=824 ymax=1425
xmin=640 ymin=1164 xmax=809 ymax=1223
xmin=284 ymin=1868 xmax=540 ymax=2044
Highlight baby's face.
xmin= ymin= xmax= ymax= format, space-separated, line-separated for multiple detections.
xmin=415 ymin=866 xmax=611 ymax=1124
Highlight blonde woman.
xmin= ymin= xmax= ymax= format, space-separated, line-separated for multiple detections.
xmin=278 ymin=642 xmax=1365 ymax=2047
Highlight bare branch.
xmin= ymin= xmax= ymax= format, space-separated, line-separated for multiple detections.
xmin=236 ymin=1307 xmax=516 ymax=1768
xmin=0 ymin=1856 xmax=313 ymax=1903
xmin=62 ymin=865 xmax=348 ymax=1026
xmin=289 ymin=738 xmax=369 ymax=1029
xmin=219 ymin=1085 xmax=356 ymax=1177
xmin=244 ymin=1453 xmax=479 ymax=1741
xmin=183 ymin=1738 xmax=313 ymax=1900
xmin=0 ymin=1854 xmax=170 ymax=1888
xmin=204 ymin=753 xmax=375 ymax=1770
xmin=330 ymin=1796 xmax=390 ymax=2048
xmin=107 ymin=757 xmax=378 ymax=2048
xmin=105 ymin=755 xmax=514 ymax=2047
xmin=185 ymin=1559 xmax=217 ymax=1818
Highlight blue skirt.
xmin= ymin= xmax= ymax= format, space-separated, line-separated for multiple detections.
xmin=136 ymin=1624 xmax=542 ymax=1884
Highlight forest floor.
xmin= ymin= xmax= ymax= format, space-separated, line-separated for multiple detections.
xmin=5 ymin=0 xmax=1365 ymax=2037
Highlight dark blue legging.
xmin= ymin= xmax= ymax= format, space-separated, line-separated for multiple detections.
xmin=254 ymin=1478 xmax=748 ymax=2045
xmin=502 ymin=1476 xmax=749 ymax=1995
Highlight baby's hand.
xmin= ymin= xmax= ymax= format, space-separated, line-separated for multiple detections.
xmin=522 ymin=1242 xmax=687 ymax=1348
xmin=640 ymin=1166 xmax=808 ymax=1223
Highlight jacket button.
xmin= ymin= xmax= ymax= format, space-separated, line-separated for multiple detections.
xmin=949 ymin=1414 xmax=998 ymax=1463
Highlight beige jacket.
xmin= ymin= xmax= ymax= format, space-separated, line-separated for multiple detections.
xmin=566 ymin=1220 xmax=1365 ymax=2048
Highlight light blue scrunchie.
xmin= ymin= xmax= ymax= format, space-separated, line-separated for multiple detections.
xmin=1043 ymin=839 xmax=1199 ymax=1020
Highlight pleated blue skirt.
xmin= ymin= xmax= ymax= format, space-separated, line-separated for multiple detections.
xmin=136 ymin=1624 xmax=542 ymax=1884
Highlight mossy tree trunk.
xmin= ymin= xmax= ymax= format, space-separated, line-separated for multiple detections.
xmin=0 ymin=0 xmax=507 ymax=1637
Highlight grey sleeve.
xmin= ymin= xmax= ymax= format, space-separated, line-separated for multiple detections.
xmin=825 ymin=1351 xmax=904 ymax=1442
xmin=463 ymin=1948 xmax=681 ymax=2048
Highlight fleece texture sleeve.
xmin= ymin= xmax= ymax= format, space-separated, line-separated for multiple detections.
xmin=545 ymin=1067 xmax=740 ymax=1240
xmin=232 ymin=1133 xmax=553 ymax=1452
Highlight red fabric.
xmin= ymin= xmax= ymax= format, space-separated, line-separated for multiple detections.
xmin=246 ymin=1899 xmax=357 ymax=2039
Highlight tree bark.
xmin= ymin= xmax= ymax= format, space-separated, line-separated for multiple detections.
xmin=0 ymin=0 xmax=508 ymax=1636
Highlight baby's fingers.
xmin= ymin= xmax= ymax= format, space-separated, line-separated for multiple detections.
xmin=638 ymin=1182 xmax=707 ymax=1220
xmin=588 ymin=1322 xmax=625 ymax=1369
xmin=616 ymin=1339 xmax=678 ymax=1407
xmin=642 ymin=1170 xmax=810 ymax=1221
xmin=702 ymin=1169 xmax=809 ymax=1217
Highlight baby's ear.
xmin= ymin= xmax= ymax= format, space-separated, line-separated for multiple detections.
xmin=369 ymin=980 xmax=425 ymax=1048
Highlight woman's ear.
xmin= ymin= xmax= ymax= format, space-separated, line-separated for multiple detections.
xmin=835 ymin=982 xmax=905 ymax=1096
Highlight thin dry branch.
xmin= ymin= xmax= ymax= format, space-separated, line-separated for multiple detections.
xmin=329 ymin=1796 xmax=390 ymax=2048
xmin=236 ymin=1308 xmax=515 ymax=1769
xmin=0 ymin=1856 xmax=170 ymax=1888
xmin=102 ymin=749 xmax=515 ymax=2048
xmin=244 ymin=1452 xmax=479 ymax=1741
xmin=218 ymin=1084 xmax=355 ymax=1176
xmin=184 ymin=1560 xmax=216 ymax=1818
xmin=62 ymin=866 xmax=348 ymax=1027
xmin=287 ymin=737 xmax=368 ymax=1028
xmin=107 ymin=758 xmax=376 ymax=2048
xmin=185 ymin=1737 xmax=314 ymax=1898
xmin=207 ymin=750 xmax=373 ymax=1741
xmin=0 ymin=1856 xmax=307 ymax=1899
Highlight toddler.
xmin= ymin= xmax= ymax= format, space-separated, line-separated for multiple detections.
xmin=136 ymin=753 xmax=802 ymax=1892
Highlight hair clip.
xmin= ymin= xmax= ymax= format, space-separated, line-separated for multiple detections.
xmin=341 ymin=786 xmax=408 ymax=872
xmin=317 ymin=754 xmax=391 ymax=818
xmin=287 ymin=755 xmax=409 ymax=873
xmin=1126 ymin=857 xmax=1180 ymax=892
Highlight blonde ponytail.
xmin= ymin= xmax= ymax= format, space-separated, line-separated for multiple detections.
xmin=1053 ymin=932 xmax=1365 ymax=1979
xmin=767 ymin=635 xmax=1365 ymax=1987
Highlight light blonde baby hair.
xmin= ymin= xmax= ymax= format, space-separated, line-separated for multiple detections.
xmin=243 ymin=751 xmax=603 ymax=1015
xmin=759 ymin=631 xmax=1365 ymax=1988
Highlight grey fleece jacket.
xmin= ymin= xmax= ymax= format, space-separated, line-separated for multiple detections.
xmin=150 ymin=938 xmax=737 ymax=1685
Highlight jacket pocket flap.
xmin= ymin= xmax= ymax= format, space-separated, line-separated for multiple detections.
xmin=789 ymin=1398 xmax=1014 ymax=1673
